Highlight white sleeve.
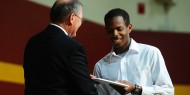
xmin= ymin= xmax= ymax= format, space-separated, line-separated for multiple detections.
xmin=142 ymin=48 xmax=174 ymax=95
xmin=93 ymin=63 xmax=110 ymax=95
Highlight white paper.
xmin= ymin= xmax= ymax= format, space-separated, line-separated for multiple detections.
xmin=92 ymin=78 xmax=129 ymax=87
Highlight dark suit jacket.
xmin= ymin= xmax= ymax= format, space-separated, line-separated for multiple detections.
xmin=24 ymin=25 xmax=97 ymax=95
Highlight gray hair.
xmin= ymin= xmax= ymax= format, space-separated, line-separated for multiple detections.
xmin=50 ymin=0 xmax=83 ymax=22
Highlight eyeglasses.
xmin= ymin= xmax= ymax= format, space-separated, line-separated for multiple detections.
xmin=74 ymin=14 xmax=84 ymax=22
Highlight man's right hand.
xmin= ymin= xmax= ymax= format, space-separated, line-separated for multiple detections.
xmin=110 ymin=80 xmax=135 ymax=95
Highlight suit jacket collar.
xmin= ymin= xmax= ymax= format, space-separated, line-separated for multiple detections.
xmin=49 ymin=23 xmax=68 ymax=36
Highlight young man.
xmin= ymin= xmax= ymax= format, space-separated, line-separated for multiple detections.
xmin=24 ymin=0 xmax=97 ymax=95
xmin=93 ymin=8 xmax=174 ymax=95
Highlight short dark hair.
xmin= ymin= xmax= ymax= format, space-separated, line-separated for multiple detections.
xmin=104 ymin=8 xmax=130 ymax=26
xmin=50 ymin=0 xmax=83 ymax=23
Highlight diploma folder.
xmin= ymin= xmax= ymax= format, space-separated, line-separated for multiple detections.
xmin=92 ymin=78 xmax=129 ymax=87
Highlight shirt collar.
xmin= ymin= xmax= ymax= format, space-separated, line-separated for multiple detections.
xmin=129 ymin=38 xmax=139 ymax=53
xmin=104 ymin=38 xmax=140 ymax=63
xmin=50 ymin=23 xmax=68 ymax=35
xmin=110 ymin=38 xmax=139 ymax=55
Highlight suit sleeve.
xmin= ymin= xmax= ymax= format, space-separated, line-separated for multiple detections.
xmin=67 ymin=45 xmax=98 ymax=95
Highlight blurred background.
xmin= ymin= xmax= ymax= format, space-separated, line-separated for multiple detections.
xmin=0 ymin=0 xmax=189 ymax=95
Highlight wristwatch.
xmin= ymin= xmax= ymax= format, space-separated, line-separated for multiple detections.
xmin=131 ymin=84 xmax=142 ymax=95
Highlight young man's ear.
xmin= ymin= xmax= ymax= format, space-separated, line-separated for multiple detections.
xmin=128 ymin=24 xmax=132 ymax=33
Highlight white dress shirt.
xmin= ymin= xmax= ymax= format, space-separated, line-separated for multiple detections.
xmin=93 ymin=39 xmax=174 ymax=95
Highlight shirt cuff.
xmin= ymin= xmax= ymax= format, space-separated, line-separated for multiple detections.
xmin=141 ymin=86 xmax=154 ymax=95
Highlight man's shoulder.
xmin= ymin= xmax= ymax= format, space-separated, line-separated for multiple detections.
xmin=27 ymin=25 xmax=82 ymax=50
xmin=48 ymin=25 xmax=82 ymax=48
xmin=96 ymin=52 xmax=111 ymax=64
xmin=137 ymin=43 xmax=161 ymax=54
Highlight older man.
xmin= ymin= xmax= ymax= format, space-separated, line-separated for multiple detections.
xmin=24 ymin=0 xmax=98 ymax=95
